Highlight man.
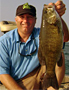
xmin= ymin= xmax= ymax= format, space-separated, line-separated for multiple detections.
xmin=0 ymin=1 xmax=68 ymax=90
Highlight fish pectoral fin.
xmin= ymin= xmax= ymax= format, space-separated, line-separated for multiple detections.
xmin=57 ymin=53 xmax=63 ymax=67
xmin=43 ymin=74 xmax=59 ymax=89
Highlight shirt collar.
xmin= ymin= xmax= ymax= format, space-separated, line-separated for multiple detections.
xmin=15 ymin=28 xmax=35 ymax=43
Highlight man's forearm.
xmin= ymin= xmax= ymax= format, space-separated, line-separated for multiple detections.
xmin=61 ymin=18 xmax=69 ymax=42
xmin=0 ymin=74 xmax=23 ymax=90
xmin=55 ymin=52 xmax=65 ymax=86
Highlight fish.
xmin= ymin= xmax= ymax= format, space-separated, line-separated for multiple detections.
xmin=38 ymin=4 xmax=63 ymax=89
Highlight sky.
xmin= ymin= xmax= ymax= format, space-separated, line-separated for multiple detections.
xmin=0 ymin=0 xmax=69 ymax=36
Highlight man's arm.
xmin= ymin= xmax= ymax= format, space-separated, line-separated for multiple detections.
xmin=61 ymin=18 xmax=69 ymax=42
xmin=0 ymin=74 xmax=23 ymax=90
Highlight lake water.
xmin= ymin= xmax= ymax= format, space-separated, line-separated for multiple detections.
xmin=64 ymin=41 xmax=69 ymax=75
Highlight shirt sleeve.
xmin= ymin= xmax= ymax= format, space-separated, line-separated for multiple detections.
xmin=0 ymin=41 xmax=11 ymax=75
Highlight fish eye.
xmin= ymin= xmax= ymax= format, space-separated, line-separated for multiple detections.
xmin=44 ymin=10 xmax=47 ymax=13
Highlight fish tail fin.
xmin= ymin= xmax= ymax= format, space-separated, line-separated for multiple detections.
xmin=43 ymin=73 xmax=59 ymax=90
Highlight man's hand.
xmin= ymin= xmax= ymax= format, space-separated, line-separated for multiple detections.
xmin=48 ymin=0 xmax=66 ymax=17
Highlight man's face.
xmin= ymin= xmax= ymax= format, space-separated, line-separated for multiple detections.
xmin=15 ymin=14 xmax=36 ymax=35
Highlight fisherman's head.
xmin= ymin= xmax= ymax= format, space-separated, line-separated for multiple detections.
xmin=15 ymin=3 xmax=37 ymax=35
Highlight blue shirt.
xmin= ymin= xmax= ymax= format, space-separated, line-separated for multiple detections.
xmin=0 ymin=27 xmax=40 ymax=80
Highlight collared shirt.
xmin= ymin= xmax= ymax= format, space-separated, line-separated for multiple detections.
xmin=0 ymin=27 xmax=40 ymax=80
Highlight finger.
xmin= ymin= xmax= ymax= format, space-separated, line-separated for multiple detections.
xmin=55 ymin=0 xmax=65 ymax=10
xmin=57 ymin=6 xmax=66 ymax=13
xmin=57 ymin=10 xmax=66 ymax=17
xmin=55 ymin=0 xmax=63 ymax=6
xmin=55 ymin=3 xmax=66 ymax=10
xmin=56 ymin=4 xmax=66 ymax=14
xmin=48 ymin=3 xmax=54 ymax=6
xmin=57 ymin=9 xmax=66 ymax=17
xmin=55 ymin=1 xmax=66 ymax=17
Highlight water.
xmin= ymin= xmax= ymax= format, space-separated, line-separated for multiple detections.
xmin=64 ymin=41 xmax=69 ymax=75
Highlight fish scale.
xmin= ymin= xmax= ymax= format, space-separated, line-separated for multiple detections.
xmin=38 ymin=4 xmax=63 ymax=90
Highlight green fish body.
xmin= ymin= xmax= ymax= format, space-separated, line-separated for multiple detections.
xmin=38 ymin=5 xmax=63 ymax=89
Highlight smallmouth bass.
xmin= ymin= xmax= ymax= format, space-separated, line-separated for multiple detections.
xmin=38 ymin=4 xmax=63 ymax=89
